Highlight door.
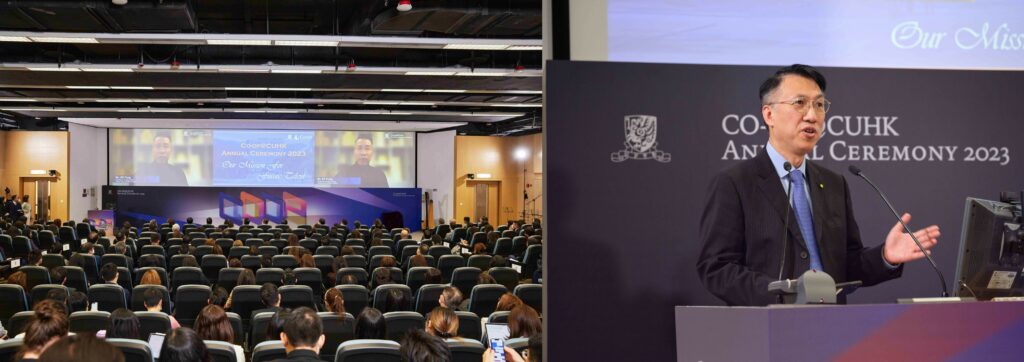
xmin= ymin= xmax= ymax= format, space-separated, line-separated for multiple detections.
xmin=35 ymin=180 xmax=50 ymax=222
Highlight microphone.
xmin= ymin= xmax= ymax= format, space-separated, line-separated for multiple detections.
xmin=777 ymin=162 xmax=794 ymax=285
xmin=848 ymin=165 xmax=949 ymax=297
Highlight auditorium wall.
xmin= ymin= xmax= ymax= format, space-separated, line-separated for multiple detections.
xmin=417 ymin=130 xmax=456 ymax=226
xmin=0 ymin=131 xmax=69 ymax=220
xmin=68 ymin=123 xmax=108 ymax=221
xmin=454 ymin=134 xmax=543 ymax=226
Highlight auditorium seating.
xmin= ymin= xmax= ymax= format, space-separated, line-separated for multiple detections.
xmin=0 ymin=284 xmax=28 ymax=323
xmin=319 ymin=312 xmax=356 ymax=361
xmin=515 ymin=284 xmax=543 ymax=314
xmin=107 ymin=338 xmax=152 ymax=362
xmin=175 ymin=284 xmax=212 ymax=327
xmin=335 ymin=339 xmax=401 ymax=362
xmin=137 ymin=311 xmax=171 ymax=337
xmin=69 ymin=311 xmax=110 ymax=334
xmin=448 ymin=338 xmax=486 ymax=362
xmin=0 ymin=339 xmax=22 ymax=362
xmin=450 ymin=267 xmax=481 ymax=297
xmin=21 ymin=265 xmax=50 ymax=290
xmin=455 ymin=311 xmax=482 ymax=341
xmin=383 ymin=311 xmax=425 ymax=342
xmin=89 ymin=284 xmax=128 ymax=312
xmin=206 ymin=340 xmax=240 ymax=362
xmin=6 ymin=310 xmax=33 ymax=336
xmin=251 ymin=340 xmax=287 ymax=362
xmin=468 ymin=284 xmax=507 ymax=318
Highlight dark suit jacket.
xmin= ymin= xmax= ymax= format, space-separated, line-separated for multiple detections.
xmin=696 ymin=149 xmax=902 ymax=306
xmin=251 ymin=306 xmax=282 ymax=322
xmin=269 ymin=349 xmax=323 ymax=362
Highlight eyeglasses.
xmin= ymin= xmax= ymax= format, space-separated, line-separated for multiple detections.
xmin=765 ymin=97 xmax=830 ymax=114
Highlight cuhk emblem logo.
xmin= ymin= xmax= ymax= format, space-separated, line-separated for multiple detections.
xmin=611 ymin=115 xmax=671 ymax=163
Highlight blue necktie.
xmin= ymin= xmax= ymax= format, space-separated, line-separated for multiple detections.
xmin=790 ymin=169 xmax=824 ymax=272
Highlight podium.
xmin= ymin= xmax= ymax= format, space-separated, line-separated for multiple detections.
xmin=675 ymin=301 xmax=1024 ymax=361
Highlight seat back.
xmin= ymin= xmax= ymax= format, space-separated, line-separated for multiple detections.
xmin=427 ymin=245 xmax=450 ymax=262
xmin=227 ymin=311 xmax=244 ymax=345
xmin=62 ymin=263 xmax=90 ymax=290
xmin=279 ymin=285 xmax=316 ymax=310
xmin=334 ymin=339 xmax=401 ymax=362
xmin=467 ymin=255 xmax=492 ymax=270
xmin=258 ymin=246 xmax=278 ymax=259
xmin=468 ymin=284 xmax=508 ymax=318
xmin=21 ymin=265 xmax=51 ymax=290
xmin=271 ymin=255 xmax=298 ymax=269
xmin=41 ymin=253 xmax=65 ymax=269
xmin=382 ymin=311 xmax=425 ymax=342
xmin=38 ymin=230 xmax=56 ymax=251
xmin=437 ymin=255 xmax=465 ymax=283
xmin=130 ymin=285 xmax=171 ymax=314
xmin=88 ymin=284 xmax=128 ymax=312
xmin=171 ymin=266 xmax=206 ymax=291
xmin=228 ymin=246 xmax=249 ymax=260
xmin=313 ymin=254 xmax=334 ymax=274
xmin=217 ymin=268 xmax=245 ymax=292
xmin=447 ymin=338 xmax=486 ymax=362
xmin=134 ymin=266 xmax=169 ymax=289
xmin=333 ymin=285 xmax=369 ymax=319
xmin=293 ymin=267 xmax=324 ymax=295
xmin=251 ymin=340 xmax=287 ymax=362
xmin=249 ymin=311 xmax=276 ymax=348
xmin=201 ymin=254 xmax=228 ymax=282
xmin=456 ymin=311 xmax=482 ymax=341
xmin=174 ymin=285 xmax=212 ymax=327
xmin=107 ymin=338 xmax=152 ymax=362
xmin=369 ymin=267 xmax=405 ymax=289
xmin=101 ymin=253 xmax=131 ymax=270
xmin=372 ymin=284 xmax=413 ymax=313
xmin=399 ymin=245 xmax=419 ymax=266
xmin=6 ymin=310 xmax=33 ymax=336
xmin=30 ymin=284 xmax=68 ymax=307
xmin=521 ymin=244 xmax=541 ymax=277
xmin=226 ymin=285 xmax=262 ymax=327
xmin=255 ymin=267 xmax=285 ymax=285
xmin=299 ymin=239 xmax=319 ymax=252
xmin=316 ymin=245 xmax=339 ymax=257
xmin=514 ymin=284 xmax=542 ymax=314
xmin=488 ymin=311 xmax=510 ymax=324
xmin=136 ymin=311 xmax=171 ymax=338
xmin=205 ymin=340 xmax=239 ymax=362
xmin=404 ymin=266 xmax=433 ymax=295
xmin=343 ymin=255 xmax=367 ymax=269
xmin=241 ymin=255 xmax=262 ymax=270
xmin=69 ymin=311 xmax=111 ymax=334
xmin=493 ymin=238 xmax=514 ymax=257
xmin=336 ymin=267 xmax=368 ymax=287
xmin=451 ymin=267 xmax=481 ymax=297
xmin=368 ymin=245 xmax=393 ymax=258
xmin=414 ymin=284 xmax=446 ymax=316
xmin=488 ymin=267 xmax=520 ymax=292
xmin=0 ymin=284 xmax=29 ymax=323
xmin=318 ymin=312 xmax=356 ymax=361
xmin=140 ymin=245 xmax=165 ymax=258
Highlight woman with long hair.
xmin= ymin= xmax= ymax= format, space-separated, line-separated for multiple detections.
xmin=17 ymin=300 xmax=69 ymax=361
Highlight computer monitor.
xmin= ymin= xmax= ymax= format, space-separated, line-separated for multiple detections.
xmin=954 ymin=193 xmax=1024 ymax=300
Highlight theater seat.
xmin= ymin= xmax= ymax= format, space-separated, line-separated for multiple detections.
xmin=174 ymin=285 xmax=212 ymax=327
xmin=21 ymin=266 xmax=51 ymax=291
xmin=201 ymin=254 xmax=228 ymax=282
xmin=372 ymin=284 xmax=412 ymax=312
xmin=335 ymin=285 xmax=369 ymax=319
xmin=249 ymin=311 xmax=276 ymax=349
xmin=279 ymin=285 xmax=316 ymax=310
xmin=205 ymin=340 xmax=240 ymax=362
xmin=89 ymin=284 xmax=128 ymax=312
xmin=0 ymin=338 xmax=22 ymax=362
xmin=447 ymin=338 xmax=486 ymax=362
xmin=468 ymin=284 xmax=507 ymax=318
xmin=137 ymin=311 xmax=171 ymax=338
xmin=171 ymin=267 xmax=206 ymax=291
xmin=383 ymin=311 xmax=425 ymax=342
xmin=251 ymin=340 xmax=287 ymax=362
xmin=226 ymin=285 xmax=262 ymax=329
xmin=488 ymin=267 xmax=520 ymax=292
xmin=293 ymin=267 xmax=324 ymax=295
xmin=450 ymin=267 xmax=481 ymax=297
xmin=31 ymin=284 xmax=68 ymax=307
xmin=437 ymin=255 xmax=465 ymax=283
xmin=318 ymin=312 xmax=355 ymax=361
xmin=456 ymin=311 xmax=481 ymax=341
xmin=467 ymin=255 xmax=492 ymax=270
xmin=131 ymin=285 xmax=171 ymax=314
xmin=414 ymin=284 xmax=445 ymax=316
xmin=0 ymin=284 xmax=28 ymax=325
xmin=334 ymin=339 xmax=401 ymax=362
xmin=6 ymin=311 xmax=33 ymax=336
xmin=336 ymin=267 xmax=368 ymax=286
xmin=107 ymin=338 xmax=152 ymax=362
xmin=69 ymin=311 xmax=111 ymax=334
xmin=514 ymin=284 xmax=542 ymax=314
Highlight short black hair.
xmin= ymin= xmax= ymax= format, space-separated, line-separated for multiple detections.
xmin=160 ymin=327 xmax=209 ymax=362
xmin=354 ymin=308 xmax=387 ymax=340
xmin=260 ymin=283 xmax=279 ymax=306
xmin=356 ymin=133 xmax=373 ymax=143
xmin=399 ymin=329 xmax=452 ymax=362
xmin=758 ymin=64 xmax=827 ymax=103
xmin=143 ymin=288 xmax=163 ymax=308
xmin=68 ymin=291 xmax=89 ymax=312
xmin=281 ymin=307 xmax=322 ymax=348
xmin=153 ymin=131 xmax=173 ymax=141
xmin=100 ymin=263 xmax=119 ymax=282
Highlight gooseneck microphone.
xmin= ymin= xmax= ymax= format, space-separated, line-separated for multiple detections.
xmin=777 ymin=162 xmax=794 ymax=284
xmin=848 ymin=165 xmax=949 ymax=297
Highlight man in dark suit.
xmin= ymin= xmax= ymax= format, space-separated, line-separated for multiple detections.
xmin=697 ymin=64 xmax=941 ymax=306
xmin=269 ymin=307 xmax=325 ymax=362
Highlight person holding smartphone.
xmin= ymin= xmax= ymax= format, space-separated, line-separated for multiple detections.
xmin=481 ymin=333 xmax=542 ymax=362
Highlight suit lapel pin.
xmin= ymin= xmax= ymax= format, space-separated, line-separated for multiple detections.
xmin=819 ymin=183 xmax=824 ymax=189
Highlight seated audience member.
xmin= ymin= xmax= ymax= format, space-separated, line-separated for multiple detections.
xmin=372 ymin=268 xmax=394 ymax=287
xmin=107 ymin=308 xmax=140 ymax=340
xmin=143 ymin=288 xmax=180 ymax=329
xmin=265 ymin=309 xmax=292 ymax=342
xmin=139 ymin=269 xmax=163 ymax=286
xmin=338 ymin=274 xmax=359 ymax=286
xmin=424 ymin=268 xmax=443 ymax=285
xmin=271 ymin=307 xmax=325 ymax=361
xmin=27 ymin=250 xmax=43 ymax=266
xmin=383 ymin=288 xmax=411 ymax=313
xmin=380 ymin=255 xmax=397 ymax=269
xmin=425 ymin=307 xmax=459 ymax=339
xmin=100 ymin=263 xmax=131 ymax=303
xmin=224 ymin=269 xmax=256 ymax=309
xmin=409 ymin=255 xmax=428 ymax=268
xmin=68 ymin=292 xmax=89 ymax=313
xmin=194 ymin=305 xmax=244 ymax=361
xmin=49 ymin=268 xmax=68 ymax=288
xmin=6 ymin=271 xmax=28 ymax=291
xmin=322 ymin=288 xmax=346 ymax=316
xmin=495 ymin=294 xmax=525 ymax=313
xmin=353 ymin=308 xmax=387 ymax=340
xmin=400 ymin=329 xmax=452 ymax=362
xmin=209 ymin=286 xmax=229 ymax=307
xmin=158 ymin=328 xmax=208 ymax=362
xmin=438 ymin=286 xmax=463 ymax=311
xmin=340 ymin=246 xmax=355 ymax=256
xmin=508 ymin=306 xmax=542 ymax=339
xmin=37 ymin=334 xmax=124 ymax=362
xmin=472 ymin=243 xmax=487 ymax=255
xmin=17 ymin=300 xmax=69 ymax=360
xmin=490 ymin=255 xmax=508 ymax=269
xmin=477 ymin=272 xmax=497 ymax=285
xmin=45 ymin=289 xmax=69 ymax=309
xmin=252 ymin=283 xmax=282 ymax=321
xmin=482 ymin=333 xmax=542 ymax=362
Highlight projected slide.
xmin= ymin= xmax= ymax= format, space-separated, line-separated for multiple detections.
xmin=608 ymin=0 xmax=1024 ymax=70
xmin=213 ymin=130 xmax=314 ymax=186
xmin=109 ymin=129 xmax=415 ymax=188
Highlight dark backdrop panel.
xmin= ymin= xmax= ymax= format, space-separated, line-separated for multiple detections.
xmin=546 ymin=60 xmax=1024 ymax=361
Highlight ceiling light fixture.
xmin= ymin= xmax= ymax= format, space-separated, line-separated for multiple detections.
xmin=29 ymin=37 xmax=98 ymax=44
xmin=26 ymin=67 xmax=80 ymax=72
xmin=443 ymin=44 xmax=509 ymax=50
xmin=66 ymin=85 xmax=109 ymax=89
xmin=207 ymin=39 xmax=272 ymax=46
xmin=273 ymin=40 xmax=338 ymax=47
xmin=110 ymin=86 xmax=154 ymax=90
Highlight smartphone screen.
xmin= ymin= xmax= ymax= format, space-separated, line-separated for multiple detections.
xmin=490 ymin=338 xmax=506 ymax=362
xmin=148 ymin=332 xmax=166 ymax=359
